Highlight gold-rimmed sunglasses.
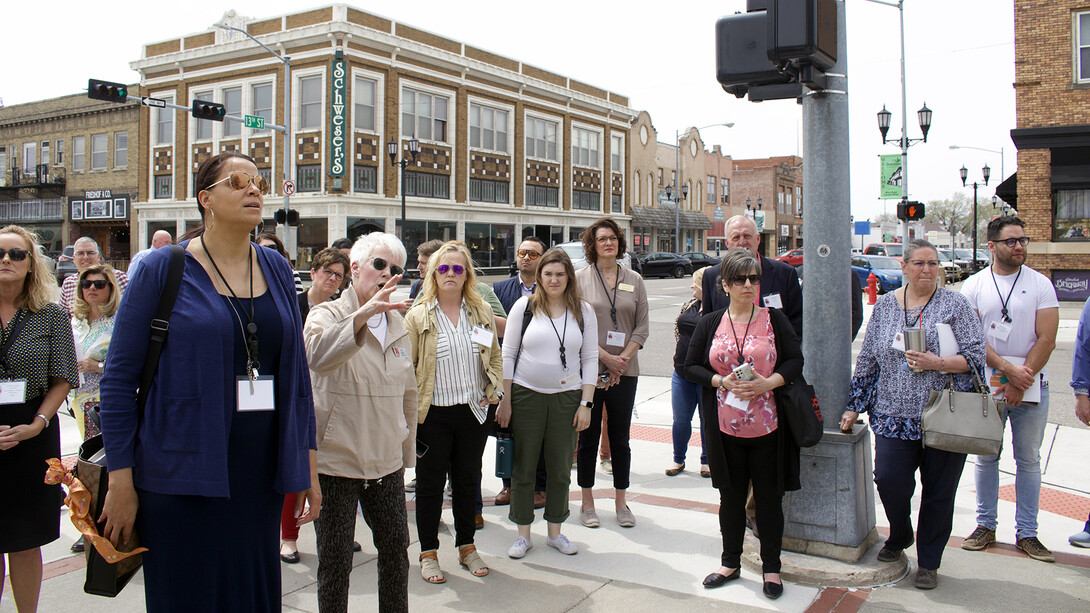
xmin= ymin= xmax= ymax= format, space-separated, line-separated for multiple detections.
xmin=206 ymin=171 xmax=270 ymax=196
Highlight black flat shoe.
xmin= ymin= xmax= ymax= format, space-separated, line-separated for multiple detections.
xmin=70 ymin=536 xmax=85 ymax=553
xmin=763 ymin=581 xmax=783 ymax=599
xmin=280 ymin=551 xmax=300 ymax=564
xmin=352 ymin=541 xmax=362 ymax=552
xmin=702 ymin=568 xmax=741 ymax=588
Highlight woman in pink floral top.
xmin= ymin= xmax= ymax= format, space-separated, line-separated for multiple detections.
xmin=684 ymin=248 xmax=803 ymax=601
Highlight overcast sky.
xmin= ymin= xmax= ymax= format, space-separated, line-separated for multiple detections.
xmin=1 ymin=1 xmax=1015 ymax=223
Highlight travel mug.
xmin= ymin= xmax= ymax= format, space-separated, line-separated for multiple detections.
xmin=903 ymin=328 xmax=926 ymax=372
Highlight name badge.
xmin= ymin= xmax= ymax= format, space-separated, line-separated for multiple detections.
xmin=0 ymin=379 xmax=28 ymax=405
xmin=237 ymin=375 xmax=276 ymax=412
xmin=891 ymin=331 xmax=906 ymax=352
xmin=391 ymin=346 xmax=409 ymax=358
xmin=471 ymin=325 xmax=494 ymax=347
xmin=723 ymin=389 xmax=750 ymax=410
xmin=606 ymin=330 xmax=627 ymax=347
xmin=763 ymin=293 xmax=783 ymax=309
xmin=988 ymin=321 xmax=1012 ymax=342
xmin=618 ymin=282 xmax=635 ymax=293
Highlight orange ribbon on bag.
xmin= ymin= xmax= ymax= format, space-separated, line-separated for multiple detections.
xmin=44 ymin=458 xmax=147 ymax=562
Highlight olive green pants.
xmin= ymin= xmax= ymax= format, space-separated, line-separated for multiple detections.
xmin=508 ymin=384 xmax=581 ymax=525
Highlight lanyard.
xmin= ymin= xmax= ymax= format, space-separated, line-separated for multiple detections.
xmin=547 ymin=307 xmax=569 ymax=372
xmin=727 ymin=304 xmax=755 ymax=366
xmin=990 ymin=266 xmax=1021 ymax=324
xmin=593 ymin=265 xmax=619 ymax=328
xmin=205 ymin=241 xmax=260 ymax=378
xmin=902 ymin=284 xmax=937 ymax=328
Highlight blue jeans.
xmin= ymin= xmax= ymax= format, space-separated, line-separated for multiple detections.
xmin=974 ymin=384 xmax=1050 ymax=539
xmin=671 ymin=370 xmax=707 ymax=465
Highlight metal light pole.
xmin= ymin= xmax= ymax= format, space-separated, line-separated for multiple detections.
xmin=959 ymin=163 xmax=991 ymax=273
xmin=673 ymin=123 xmax=733 ymax=253
xmin=949 ymin=144 xmax=1004 ymax=185
xmin=666 ymin=182 xmax=689 ymax=251
xmin=388 ymin=137 xmax=420 ymax=241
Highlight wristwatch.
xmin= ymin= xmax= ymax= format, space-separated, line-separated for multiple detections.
xmin=495 ymin=390 xmax=505 ymax=401
xmin=581 ymin=400 xmax=593 ymax=410
xmin=98 ymin=361 xmax=105 ymax=371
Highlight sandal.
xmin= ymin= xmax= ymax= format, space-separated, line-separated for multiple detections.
xmin=458 ymin=544 xmax=489 ymax=577
xmin=419 ymin=550 xmax=446 ymax=584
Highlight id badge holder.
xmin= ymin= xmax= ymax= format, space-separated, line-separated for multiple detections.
xmin=0 ymin=379 xmax=28 ymax=405
xmin=606 ymin=330 xmax=626 ymax=347
xmin=988 ymin=321 xmax=1012 ymax=342
xmin=237 ymin=375 xmax=276 ymax=412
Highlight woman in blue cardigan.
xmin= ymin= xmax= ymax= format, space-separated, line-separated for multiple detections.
xmin=99 ymin=152 xmax=320 ymax=612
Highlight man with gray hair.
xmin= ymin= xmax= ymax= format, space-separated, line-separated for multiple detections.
xmin=126 ymin=230 xmax=174 ymax=277
xmin=59 ymin=236 xmax=129 ymax=314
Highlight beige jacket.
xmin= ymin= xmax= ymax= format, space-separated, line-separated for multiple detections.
xmin=403 ymin=297 xmax=503 ymax=424
xmin=304 ymin=288 xmax=417 ymax=480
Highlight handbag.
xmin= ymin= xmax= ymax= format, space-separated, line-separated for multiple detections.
xmin=777 ymin=376 xmax=823 ymax=447
xmin=921 ymin=368 xmax=1005 ymax=456
xmin=80 ymin=244 xmax=185 ymax=597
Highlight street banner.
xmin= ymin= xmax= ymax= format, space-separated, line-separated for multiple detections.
xmin=880 ymin=154 xmax=902 ymax=200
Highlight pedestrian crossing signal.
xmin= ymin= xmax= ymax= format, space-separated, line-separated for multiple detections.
xmin=896 ymin=200 xmax=925 ymax=221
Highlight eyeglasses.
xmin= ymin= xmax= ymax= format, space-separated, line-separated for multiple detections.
xmin=517 ymin=249 xmax=542 ymax=260
xmin=995 ymin=237 xmax=1030 ymax=248
xmin=318 ymin=267 xmax=344 ymax=282
xmin=80 ymin=279 xmax=110 ymax=290
xmin=729 ymin=274 xmax=762 ymax=286
xmin=370 ymin=257 xmax=404 ymax=277
xmin=436 ymin=264 xmax=465 ymax=275
xmin=205 ymin=171 xmax=271 ymax=196
xmin=74 ymin=250 xmax=99 ymax=258
xmin=907 ymin=260 xmax=940 ymax=268
xmin=0 ymin=248 xmax=29 ymax=262
xmin=596 ymin=235 xmax=619 ymax=244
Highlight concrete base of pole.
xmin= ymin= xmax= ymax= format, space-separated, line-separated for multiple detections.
xmin=741 ymin=535 xmax=908 ymax=587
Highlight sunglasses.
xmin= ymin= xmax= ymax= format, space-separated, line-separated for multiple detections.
xmin=370 ymin=257 xmax=404 ymax=277
xmin=729 ymin=274 xmax=762 ymax=286
xmin=206 ymin=171 xmax=270 ymax=196
xmin=80 ymin=279 xmax=110 ymax=290
xmin=0 ymin=248 xmax=29 ymax=262
xmin=436 ymin=264 xmax=465 ymax=275
xmin=995 ymin=237 xmax=1030 ymax=248
xmin=517 ymin=249 xmax=542 ymax=260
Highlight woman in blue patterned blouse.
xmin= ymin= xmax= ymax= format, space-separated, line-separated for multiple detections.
xmin=842 ymin=239 xmax=986 ymax=590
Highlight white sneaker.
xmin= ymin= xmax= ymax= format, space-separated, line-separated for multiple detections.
xmin=508 ymin=536 xmax=533 ymax=559
xmin=546 ymin=534 xmax=578 ymax=555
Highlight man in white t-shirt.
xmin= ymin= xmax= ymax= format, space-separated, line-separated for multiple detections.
xmin=960 ymin=216 xmax=1059 ymax=562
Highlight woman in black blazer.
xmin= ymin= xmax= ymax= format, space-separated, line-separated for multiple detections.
xmin=684 ymin=248 xmax=803 ymax=601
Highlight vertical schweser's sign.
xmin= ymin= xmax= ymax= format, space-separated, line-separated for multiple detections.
xmin=329 ymin=55 xmax=346 ymax=178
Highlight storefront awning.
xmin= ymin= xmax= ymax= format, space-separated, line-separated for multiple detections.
xmin=995 ymin=173 xmax=1017 ymax=210
xmin=630 ymin=205 xmax=713 ymax=230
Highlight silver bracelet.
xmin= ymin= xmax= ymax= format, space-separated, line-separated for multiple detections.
xmin=35 ymin=413 xmax=49 ymax=426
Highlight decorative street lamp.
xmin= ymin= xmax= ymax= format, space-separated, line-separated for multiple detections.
xmin=959 ymin=162 xmax=990 ymax=273
xmin=665 ymin=183 xmax=689 ymax=252
xmin=388 ymin=137 xmax=420 ymax=241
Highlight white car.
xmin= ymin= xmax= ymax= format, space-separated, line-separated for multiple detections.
xmin=556 ymin=241 xmax=640 ymax=274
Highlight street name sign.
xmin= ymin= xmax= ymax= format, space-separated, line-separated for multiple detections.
xmin=244 ymin=115 xmax=265 ymax=130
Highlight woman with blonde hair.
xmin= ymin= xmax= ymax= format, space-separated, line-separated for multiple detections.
xmin=404 ymin=241 xmax=503 ymax=583
xmin=667 ymin=265 xmax=709 ymax=478
xmin=70 ymin=264 xmax=122 ymax=438
xmin=0 ymin=225 xmax=78 ymax=611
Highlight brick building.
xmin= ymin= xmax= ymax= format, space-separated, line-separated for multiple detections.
xmin=1009 ymin=1 xmax=1090 ymax=300
xmin=0 ymin=93 xmax=140 ymax=261
xmin=129 ymin=5 xmax=637 ymax=272
xmin=704 ymin=144 xmax=736 ymax=252
xmin=730 ymin=155 xmax=804 ymax=257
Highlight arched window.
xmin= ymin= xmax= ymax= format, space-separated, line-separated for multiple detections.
xmin=634 ymin=170 xmax=641 ymax=205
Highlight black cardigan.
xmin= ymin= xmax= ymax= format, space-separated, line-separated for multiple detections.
xmin=683 ymin=307 xmax=804 ymax=494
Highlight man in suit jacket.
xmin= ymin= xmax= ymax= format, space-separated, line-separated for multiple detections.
xmin=702 ymin=215 xmax=803 ymax=339
xmin=493 ymin=236 xmax=547 ymax=313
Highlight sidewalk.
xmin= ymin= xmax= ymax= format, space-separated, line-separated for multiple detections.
xmin=7 ymin=375 xmax=1090 ymax=612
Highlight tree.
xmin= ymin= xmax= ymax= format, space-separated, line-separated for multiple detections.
xmin=872 ymin=211 xmax=898 ymax=224
xmin=924 ymin=193 xmax=970 ymax=236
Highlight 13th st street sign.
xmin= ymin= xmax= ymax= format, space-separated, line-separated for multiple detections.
xmin=244 ymin=115 xmax=265 ymax=130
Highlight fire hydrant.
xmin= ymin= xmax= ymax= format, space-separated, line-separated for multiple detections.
xmin=866 ymin=273 xmax=879 ymax=305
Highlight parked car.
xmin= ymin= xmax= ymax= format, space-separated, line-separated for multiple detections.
xmin=955 ymin=248 xmax=989 ymax=272
xmin=863 ymin=242 xmax=904 ymax=262
xmin=555 ymin=241 xmax=640 ymax=274
xmin=851 ymin=255 xmax=903 ymax=293
xmin=679 ymin=252 xmax=721 ymax=271
xmin=55 ymin=244 xmax=77 ymax=283
xmin=939 ymin=249 xmax=971 ymax=277
xmin=636 ymin=252 xmax=693 ymax=278
xmin=936 ymin=250 xmax=963 ymax=282
xmin=775 ymin=248 xmax=804 ymax=267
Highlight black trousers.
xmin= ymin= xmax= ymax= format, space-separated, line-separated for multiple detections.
xmin=415 ymin=404 xmax=491 ymax=551
xmin=577 ymin=376 xmax=638 ymax=490
xmin=314 ymin=471 xmax=408 ymax=613
xmin=873 ymin=434 xmax=966 ymax=570
xmin=718 ymin=430 xmax=784 ymax=573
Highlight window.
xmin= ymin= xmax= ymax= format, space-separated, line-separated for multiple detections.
xmin=405 ymin=171 xmax=450 ymax=198
xmin=193 ymin=90 xmax=213 ymax=140
xmin=469 ymin=178 xmax=509 ymax=203
xmin=707 ymin=175 xmax=717 ymax=203
xmin=796 ymin=186 xmax=802 ymax=214
xmin=72 ymin=137 xmax=85 ymax=172
xmin=354 ymin=166 xmax=377 ymax=193
xmin=469 ymin=104 xmax=507 ymax=153
xmin=22 ymin=143 xmax=35 ymax=172
xmin=401 ymin=88 xmax=448 ymax=142
xmin=671 ymin=170 xmax=676 ymax=187
xmin=721 ymin=177 xmax=730 ymax=204
xmin=91 ymin=134 xmax=107 ymax=170
xmin=525 ymin=184 xmax=559 ymax=207
xmin=154 ymin=175 xmax=172 ymax=199
xmin=300 ymin=76 xmax=323 ymax=130
xmin=298 ymin=164 xmax=321 ymax=192
xmin=40 ymin=141 xmax=49 ymax=166
xmin=572 ymin=189 xmax=600 ymax=211
xmin=465 ymin=222 xmax=515 ymax=269
xmin=658 ymin=168 xmax=664 ymax=186
xmin=571 ymin=127 xmax=599 ymax=168
xmin=778 ymin=189 xmax=786 ymax=214
xmin=257 ymin=168 xmax=272 ymax=187
xmin=354 ymin=77 xmax=376 ymax=131
xmin=114 ymin=132 xmax=128 ymax=169
xmin=1055 ymin=189 xmax=1090 ymax=240
xmin=223 ymin=87 xmax=242 ymax=137
xmin=252 ymin=84 xmax=273 ymax=134
xmin=0 ymin=147 xmax=6 ymax=182
xmin=525 ymin=117 xmax=558 ymax=161
xmin=611 ymin=193 xmax=622 ymax=213
xmin=1078 ymin=11 xmax=1090 ymax=83
xmin=55 ymin=139 xmax=63 ymax=166
xmin=156 ymin=97 xmax=174 ymax=145
xmin=611 ymin=135 xmax=623 ymax=171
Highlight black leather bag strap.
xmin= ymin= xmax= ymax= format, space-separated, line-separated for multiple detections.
xmin=0 ymin=311 xmax=30 ymax=377
xmin=511 ymin=304 xmax=535 ymax=377
xmin=134 ymin=245 xmax=185 ymax=419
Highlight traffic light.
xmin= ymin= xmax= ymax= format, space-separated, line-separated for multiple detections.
xmin=88 ymin=79 xmax=129 ymax=103
xmin=896 ymin=200 xmax=925 ymax=221
xmin=274 ymin=209 xmax=299 ymax=226
xmin=192 ymin=99 xmax=227 ymax=122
